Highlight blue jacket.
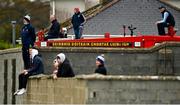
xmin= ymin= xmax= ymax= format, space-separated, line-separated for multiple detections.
xmin=71 ymin=12 xmax=85 ymax=29
xmin=28 ymin=54 xmax=44 ymax=76
xmin=21 ymin=24 xmax=36 ymax=47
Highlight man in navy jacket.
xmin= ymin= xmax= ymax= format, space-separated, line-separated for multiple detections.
xmin=21 ymin=15 xmax=36 ymax=69
xmin=71 ymin=8 xmax=86 ymax=39
xmin=14 ymin=49 xmax=44 ymax=95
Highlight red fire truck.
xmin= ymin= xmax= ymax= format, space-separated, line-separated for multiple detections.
xmin=35 ymin=26 xmax=179 ymax=48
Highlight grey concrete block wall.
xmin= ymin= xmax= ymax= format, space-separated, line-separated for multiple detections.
xmin=86 ymin=78 xmax=180 ymax=104
xmin=24 ymin=75 xmax=180 ymax=104
xmin=1 ymin=42 xmax=180 ymax=104
xmin=0 ymin=49 xmax=24 ymax=104
xmin=39 ymin=42 xmax=180 ymax=76
xmin=68 ymin=0 xmax=180 ymax=35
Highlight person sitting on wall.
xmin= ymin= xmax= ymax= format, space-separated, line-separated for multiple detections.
xmin=94 ymin=54 xmax=107 ymax=75
xmin=44 ymin=15 xmax=61 ymax=41
xmin=14 ymin=49 xmax=44 ymax=95
xmin=71 ymin=8 xmax=86 ymax=39
xmin=155 ymin=6 xmax=175 ymax=35
xmin=52 ymin=53 xmax=75 ymax=79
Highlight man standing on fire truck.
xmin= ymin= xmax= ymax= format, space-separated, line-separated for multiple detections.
xmin=71 ymin=8 xmax=86 ymax=39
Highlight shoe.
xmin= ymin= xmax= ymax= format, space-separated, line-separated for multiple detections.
xmin=14 ymin=90 xmax=20 ymax=95
xmin=16 ymin=88 xmax=26 ymax=95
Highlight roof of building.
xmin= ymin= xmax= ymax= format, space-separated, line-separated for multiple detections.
xmin=68 ymin=0 xmax=180 ymax=35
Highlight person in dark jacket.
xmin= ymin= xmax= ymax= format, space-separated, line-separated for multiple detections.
xmin=44 ymin=15 xmax=60 ymax=41
xmin=71 ymin=8 xmax=86 ymax=39
xmin=156 ymin=6 xmax=175 ymax=35
xmin=21 ymin=15 xmax=36 ymax=69
xmin=14 ymin=49 xmax=44 ymax=95
xmin=94 ymin=54 xmax=107 ymax=75
xmin=52 ymin=53 xmax=75 ymax=79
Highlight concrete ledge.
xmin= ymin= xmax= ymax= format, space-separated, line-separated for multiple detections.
xmin=30 ymin=74 xmax=180 ymax=81
xmin=0 ymin=48 xmax=21 ymax=55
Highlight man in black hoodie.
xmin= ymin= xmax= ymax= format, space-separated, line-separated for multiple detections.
xmin=52 ymin=53 xmax=75 ymax=79
xmin=71 ymin=8 xmax=86 ymax=39
xmin=14 ymin=49 xmax=44 ymax=95
xmin=156 ymin=6 xmax=175 ymax=35
xmin=44 ymin=15 xmax=60 ymax=41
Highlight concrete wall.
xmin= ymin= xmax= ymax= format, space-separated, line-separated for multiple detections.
xmin=0 ymin=48 xmax=23 ymax=104
xmin=24 ymin=75 xmax=180 ymax=104
xmin=39 ymin=42 xmax=180 ymax=76
xmin=24 ymin=75 xmax=87 ymax=104
xmin=1 ymin=42 xmax=180 ymax=104
xmin=50 ymin=0 xmax=100 ymax=22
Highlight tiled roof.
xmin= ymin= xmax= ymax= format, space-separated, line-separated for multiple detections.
xmin=68 ymin=0 xmax=180 ymax=35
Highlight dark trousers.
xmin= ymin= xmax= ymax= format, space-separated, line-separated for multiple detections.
xmin=22 ymin=45 xmax=30 ymax=69
xmin=74 ymin=26 xmax=83 ymax=39
xmin=18 ymin=73 xmax=30 ymax=89
xmin=157 ymin=23 xmax=168 ymax=35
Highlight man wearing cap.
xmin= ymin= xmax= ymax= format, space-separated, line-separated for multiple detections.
xmin=44 ymin=15 xmax=60 ymax=41
xmin=21 ymin=15 xmax=36 ymax=69
xmin=156 ymin=6 xmax=175 ymax=35
xmin=71 ymin=8 xmax=86 ymax=39
xmin=14 ymin=49 xmax=44 ymax=95
xmin=52 ymin=53 xmax=75 ymax=79
xmin=95 ymin=54 xmax=107 ymax=75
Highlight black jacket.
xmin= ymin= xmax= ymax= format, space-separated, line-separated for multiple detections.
xmin=71 ymin=12 xmax=85 ymax=29
xmin=95 ymin=65 xmax=107 ymax=75
xmin=21 ymin=24 xmax=36 ymax=47
xmin=48 ymin=19 xmax=60 ymax=37
xmin=162 ymin=10 xmax=175 ymax=26
xmin=57 ymin=58 xmax=75 ymax=77
xmin=28 ymin=54 xmax=44 ymax=75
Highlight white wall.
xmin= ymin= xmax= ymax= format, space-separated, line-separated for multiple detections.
xmin=50 ymin=0 xmax=100 ymax=23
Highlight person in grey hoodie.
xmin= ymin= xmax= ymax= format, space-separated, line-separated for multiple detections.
xmin=52 ymin=53 xmax=75 ymax=79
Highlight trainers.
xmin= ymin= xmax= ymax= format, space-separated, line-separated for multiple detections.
xmin=14 ymin=90 xmax=20 ymax=95
xmin=16 ymin=88 xmax=26 ymax=95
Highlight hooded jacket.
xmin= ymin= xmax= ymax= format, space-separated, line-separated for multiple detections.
xmin=57 ymin=58 xmax=75 ymax=77
xmin=28 ymin=50 xmax=44 ymax=75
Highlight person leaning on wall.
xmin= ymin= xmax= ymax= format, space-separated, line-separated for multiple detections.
xmin=52 ymin=53 xmax=75 ymax=79
xmin=94 ymin=54 xmax=107 ymax=75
